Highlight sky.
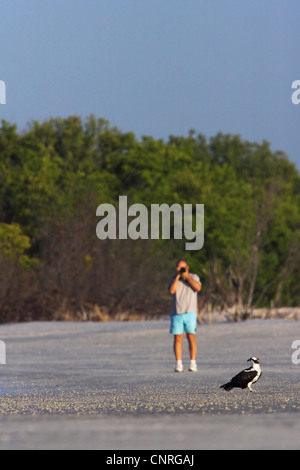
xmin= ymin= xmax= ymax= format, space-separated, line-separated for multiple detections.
xmin=1 ymin=0 xmax=300 ymax=169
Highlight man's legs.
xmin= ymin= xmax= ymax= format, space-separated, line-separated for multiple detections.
xmin=173 ymin=334 xmax=184 ymax=372
xmin=174 ymin=334 xmax=184 ymax=360
xmin=186 ymin=333 xmax=197 ymax=360
xmin=171 ymin=315 xmax=198 ymax=372
xmin=187 ymin=333 xmax=197 ymax=372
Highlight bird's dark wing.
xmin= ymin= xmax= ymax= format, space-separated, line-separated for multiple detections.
xmin=230 ymin=370 xmax=257 ymax=389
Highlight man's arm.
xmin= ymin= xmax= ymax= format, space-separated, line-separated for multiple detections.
xmin=181 ymin=272 xmax=202 ymax=292
xmin=169 ymin=272 xmax=201 ymax=294
xmin=169 ymin=273 xmax=181 ymax=294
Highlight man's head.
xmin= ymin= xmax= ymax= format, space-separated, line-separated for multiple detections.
xmin=176 ymin=259 xmax=189 ymax=273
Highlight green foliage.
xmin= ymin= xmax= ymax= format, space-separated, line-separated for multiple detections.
xmin=0 ymin=116 xmax=299 ymax=321
xmin=0 ymin=223 xmax=38 ymax=269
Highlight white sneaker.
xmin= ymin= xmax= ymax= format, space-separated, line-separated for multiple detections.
xmin=175 ymin=362 xmax=184 ymax=373
xmin=189 ymin=361 xmax=198 ymax=372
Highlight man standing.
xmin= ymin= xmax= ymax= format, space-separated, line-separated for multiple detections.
xmin=169 ymin=260 xmax=201 ymax=372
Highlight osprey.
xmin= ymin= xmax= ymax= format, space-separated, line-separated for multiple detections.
xmin=220 ymin=357 xmax=262 ymax=392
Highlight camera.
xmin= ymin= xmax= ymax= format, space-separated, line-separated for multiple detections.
xmin=179 ymin=267 xmax=186 ymax=274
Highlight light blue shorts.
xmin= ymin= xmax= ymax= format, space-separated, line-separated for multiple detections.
xmin=170 ymin=312 xmax=197 ymax=335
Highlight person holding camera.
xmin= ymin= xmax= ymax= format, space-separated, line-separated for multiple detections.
xmin=168 ymin=260 xmax=201 ymax=372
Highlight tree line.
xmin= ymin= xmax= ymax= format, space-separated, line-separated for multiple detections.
xmin=0 ymin=115 xmax=299 ymax=322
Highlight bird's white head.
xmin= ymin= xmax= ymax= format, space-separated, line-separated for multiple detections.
xmin=247 ymin=357 xmax=260 ymax=364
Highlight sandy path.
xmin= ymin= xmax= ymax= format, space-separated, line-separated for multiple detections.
xmin=0 ymin=319 xmax=299 ymax=449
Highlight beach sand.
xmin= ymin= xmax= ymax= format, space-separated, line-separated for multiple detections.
xmin=0 ymin=319 xmax=299 ymax=449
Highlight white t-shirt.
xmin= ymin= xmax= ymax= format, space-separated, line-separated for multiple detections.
xmin=169 ymin=273 xmax=200 ymax=315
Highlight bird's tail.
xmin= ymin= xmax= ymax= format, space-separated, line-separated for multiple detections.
xmin=220 ymin=382 xmax=233 ymax=391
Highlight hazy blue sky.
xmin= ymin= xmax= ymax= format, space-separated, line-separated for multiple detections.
xmin=1 ymin=0 xmax=300 ymax=168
